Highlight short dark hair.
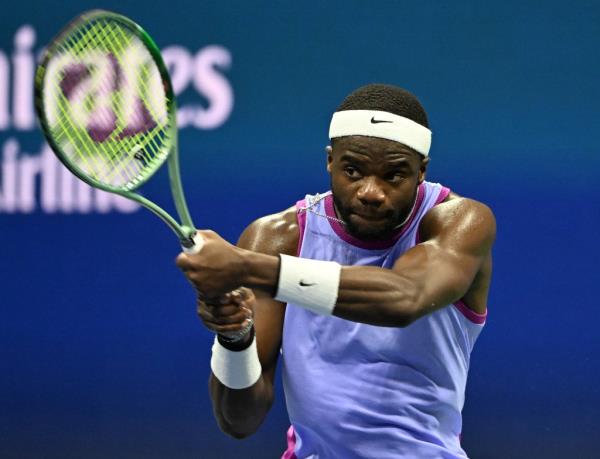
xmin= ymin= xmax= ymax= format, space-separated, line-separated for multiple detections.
xmin=336 ymin=83 xmax=429 ymax=128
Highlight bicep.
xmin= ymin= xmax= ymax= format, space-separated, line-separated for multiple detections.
xmin=392 ymin=201 xmax=496 ymax=316
xmin=392 ymin=242 xmax=483 ymax=313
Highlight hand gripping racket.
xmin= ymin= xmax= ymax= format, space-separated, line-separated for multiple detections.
xmin=35 ymin=10 xmax=201 ymax=253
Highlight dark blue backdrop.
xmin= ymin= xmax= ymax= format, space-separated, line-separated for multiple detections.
xmin=1 ymin=1 xmax=598 ymax=458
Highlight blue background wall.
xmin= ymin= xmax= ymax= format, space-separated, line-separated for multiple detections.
xmin=1 ymin=1 xmax=598 ymax=458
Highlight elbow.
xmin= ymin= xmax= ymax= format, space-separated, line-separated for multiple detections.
xmin=377 ymin=302 xmax=419 ymax=328
xmin=216 ymin=416 xmax=259 ymax=439
xmin=391 ymin=310 xmax=418 ymax=328
xmin=229 ymin=430 xmax=253 ymax=440
xmin=214 ymin=396 xmax=273 ymax=440
xmin=369 ymin=292 xmax=421 ymax=327
xmin=394 ymin=315 xmax=415 ymax=328
xmin=209 ymin=375 xmax=274 ymax=440
xmin=221 ymin=424 xmax=255 ymax=440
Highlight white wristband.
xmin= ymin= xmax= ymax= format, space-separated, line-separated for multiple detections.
xmin=274 ymin=254 xmax=342 ymax=315
xmin=210 ymin=335 xmax=262 ymax=389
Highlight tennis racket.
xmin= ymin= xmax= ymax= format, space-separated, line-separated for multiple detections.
xmin=34 ymin=9 xmax=201 ymax=253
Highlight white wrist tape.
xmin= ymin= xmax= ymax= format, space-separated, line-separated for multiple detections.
xmin=210 ymin=335 xmax=262 ymax=389
xmin=274 ymin=254 xmax=342 ymax=315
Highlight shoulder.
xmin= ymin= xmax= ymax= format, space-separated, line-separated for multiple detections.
xmin=419 ymin=191 xmax=496 ymax=252
xmin=237 ymin=206 xmax=300 ymax=256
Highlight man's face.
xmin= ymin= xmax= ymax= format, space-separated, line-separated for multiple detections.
xmin=327 ymin=136 xmax=428 ymax=241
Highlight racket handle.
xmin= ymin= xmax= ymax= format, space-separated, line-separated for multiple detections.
xmin=182 ymin=232 xmax=204 ymax=255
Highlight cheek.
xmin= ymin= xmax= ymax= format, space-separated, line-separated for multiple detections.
xmin=334 ymin=178 xmax=361 ymax=205
xmin=331 ymin=172 xmax=351 ymax=191
xmin=330 ymin=178 xmax=355 ymax=209
xmin=387 ymin=180 xmax=417 ymax=207
xmin=331 ymin=178 xmax=348 ymax=202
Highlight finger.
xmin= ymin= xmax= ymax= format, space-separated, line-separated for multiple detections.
xmin=197 ymin=301 xmax=249 ymax=323
xmin=203 ymin=318 xmax=254 ymax=335
xmin=229 ymin=289 xmax=242 ymax=303
xmin=175 ymin=253 xmax=193 ymax=271
xmin=229 ymin=287 xmax=254 ymax=305
xmin=201 ymin=293 xmax=236 ymax=308
xmin=200 ymin=310 xmax=253 ymax=330
xmin=231 ymin=296 xmax=255 ymax=315
xmin=243 ymin=288 xmax=255 ymax=301
xmin=196 ymin=229 xmax=217 ymax=241
xmin=202 ymin=303 xmax=243 ymax=317
xmin=205 ymin=310 xmax=252 ymax=325
xmin=202 ymin=309 xmax=249 ymax=326
xmin=198 ymin=291 xmax=228 ymax=303
xmin=216 ymin=293 xmax=234 ymax=305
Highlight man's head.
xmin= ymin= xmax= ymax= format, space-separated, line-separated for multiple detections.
xmin=326 ymin=84 xmax=431 ymax=241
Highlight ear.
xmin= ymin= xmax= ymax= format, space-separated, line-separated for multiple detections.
xmin=326 ymin=145 xmax=333 ymax=173
xmin=418 ymin=156 xmax=430 ymax=184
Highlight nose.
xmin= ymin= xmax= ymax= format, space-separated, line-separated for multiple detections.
xmin=356 ymin=176 xmax=385 ymax=207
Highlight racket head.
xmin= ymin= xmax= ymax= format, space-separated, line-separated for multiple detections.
xmin=34 ymin=9 xmax=177 ymax=193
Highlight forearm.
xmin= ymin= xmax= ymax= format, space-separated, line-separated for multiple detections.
xmin=208 ymin=325 xmax=277 ymax=438
xmin=242 ymin=251 xmax=424 ymax=327
xmin=209 ymin=373 xmax=274 ymax=438
xmin=335 ymin=265 xmax=422 ymax=326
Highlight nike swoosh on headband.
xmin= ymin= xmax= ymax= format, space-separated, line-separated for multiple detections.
xmin=370 ymin=117 xmax=393 ymax=124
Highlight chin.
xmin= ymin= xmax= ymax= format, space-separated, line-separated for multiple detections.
xmin=346 ymin=219 xmax=394 ymax=241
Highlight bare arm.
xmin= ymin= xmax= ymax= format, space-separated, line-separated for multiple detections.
xmin=332 ymin=198 xmax=495 ymax=325
xmin=241 ymin=197 xmax=495 ymax=326
xmin=204 ymin=209 xmax=298 ymax=438
xmin=179 ymin=196 xmax=494 ymax=335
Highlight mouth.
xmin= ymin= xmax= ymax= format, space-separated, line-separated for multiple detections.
xmin=351 ymin=212 xmax=388 ymax=223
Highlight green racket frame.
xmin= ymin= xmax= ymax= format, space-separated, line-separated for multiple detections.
xmin=34 ymin=10 xmax=197 ymax=249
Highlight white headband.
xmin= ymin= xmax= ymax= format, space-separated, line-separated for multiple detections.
xmin=328 ymin=110 xmax=432 ymax=156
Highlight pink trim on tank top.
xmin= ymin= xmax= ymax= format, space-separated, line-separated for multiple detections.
xmin=281 ymin=426 xmax=298 ymax=459
xmin=453 ymin=300 xmax=487 ymax=324
xmin=415 ymin=185 xmax=451 ymax=245
xmin=296 ymin=199 xmax=307 ymax=256
xmin=435 ymin=186 xmax=451 ymax=205
xmin=323 ymin=183 xmax=425 ymax=250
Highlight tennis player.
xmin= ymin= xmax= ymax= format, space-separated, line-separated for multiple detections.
xmin=176 ymin=84 xmax=496 ymax=458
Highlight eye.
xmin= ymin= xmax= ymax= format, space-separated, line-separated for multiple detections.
xmin=385 ymin=172 xmax=405 ymax=183
xmin=344 ymin=166 xmax=362 ymax=179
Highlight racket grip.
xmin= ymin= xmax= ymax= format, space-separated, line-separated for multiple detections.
xmin=182 ymin=232 xmax=204 ymax=255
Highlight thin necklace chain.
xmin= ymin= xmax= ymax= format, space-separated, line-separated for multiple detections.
xmin=298 ymin=193 xmax=346 ymax=224
xmin=298 ymin=190 xmax=419 ymax=230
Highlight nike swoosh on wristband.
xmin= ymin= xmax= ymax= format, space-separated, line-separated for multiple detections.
xmin=299 ymin=280 xmax=317 ymax=287
xmin=370 ymin=116 xmax=393 ymax=124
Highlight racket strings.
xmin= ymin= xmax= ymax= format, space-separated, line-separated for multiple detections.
xmin=79 ymin=20 xmax=168 ymax=181
xmin=54 ymin=23 xmax=145 ymax=186
xmin=85 ymin=21 xmax=164 ymax=182
xmin=43 ymin=17 xmax=172 ymax=190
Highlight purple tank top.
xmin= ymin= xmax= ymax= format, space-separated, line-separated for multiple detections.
xmin=280 ymin=181 xmax=486 ymax=459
